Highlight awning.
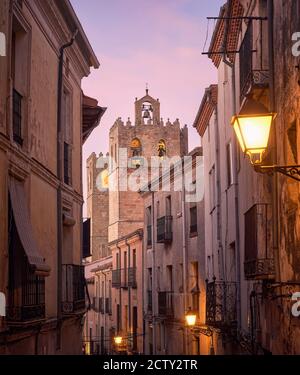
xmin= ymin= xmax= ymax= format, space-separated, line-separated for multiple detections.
xmin=9 ymin=178 xmax=51 ymax=276
xmin=82 ymin=94 xmax=106 ymax=144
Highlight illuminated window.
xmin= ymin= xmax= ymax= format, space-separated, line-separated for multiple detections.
xmin=130 ymin=138 xmax=142 ymax=156
xmin=158 ymin=139 xmax=166 ymax=158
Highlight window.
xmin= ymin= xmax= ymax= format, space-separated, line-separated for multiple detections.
xmin=63 ymin=88 xmax=72 ymax=185
xmin=157 ymin=266 xmax=161 ymax=291
xmin=226 ymin=143 xmax=233 ymax=188
xmin=133 ymin=249 xmax=136 ymax=269
xmin=116 ymin=253 xmax=120 ymax=269
xmin=116 ymin=304 xmax=121 ymax=332
xmin=166 ymin=195 xmax=171 ymax=216
xmin=13 ymin=89 xmax=23 ymax=145
xmin=124 ymin=305 xmax=128 ymax=332
xmin=64 ymin=142 xmax=71 ymax=185
xmin=132 ymin=306 xmax=138 ymax=351
xmin=146 ymin=206 xmax=152 ymax=247
xmin=167 ymin=265 xmax=173 ymax=291
xmin=156 ymin=200 xmax=160 ymax=218
xmin=131 ymin=138 xmax=142 ymax=156
xmin=190 ymin=206 xmax=198 ymax=235
xmin=11 ymin=15 xmax=30 ymax=146
xmin=8 ymin=200 xmax=45 ymax=321
xmin=124 ymin=251 xmax=127 ymax=286
xmin=148 ymin=268 xmax=152 ymax=291
xmin=158 ymin=139 xmax=166 ymax=158
xmin=209 ymin=165 xmax=216 ymax=211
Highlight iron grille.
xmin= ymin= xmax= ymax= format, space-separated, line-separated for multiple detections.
xmin=158 ymin=291 xmax=174 ymax=316
xmin=7 ymin=204 xmax=45 ymax=322
xmin=157 ymin=216 xmax=172 ymax=243
xmin=112 ymin=269 xmax=121 ymax=288
xmin=62 ymin=264 xmax=85 ymax=314
xmin=206 ymin=280 xmax=237 ymax=328
xmin=244 ymin=204 xmax=274 ymax=279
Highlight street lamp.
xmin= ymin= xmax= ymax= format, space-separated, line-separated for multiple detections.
xmin=114 ymin=336 xmax=123 ymax=345
xmin=231 ymin=95 xmax=275 ymax=165
xmin=232 ymin=96 xmax=300 ymax=181
xmin=185 ymin=308 xmax=197 ymax=327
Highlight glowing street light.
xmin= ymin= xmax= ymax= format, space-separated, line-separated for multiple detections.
xmin=231 ymin=95 xmax=300 ymax=181
xmin=114 ymin=336 xmax=123 ymax=345
xmin=185 ymin=308 xmax=197 ymax=327
xmin=231 ymin=96 xmax=276 ymax=165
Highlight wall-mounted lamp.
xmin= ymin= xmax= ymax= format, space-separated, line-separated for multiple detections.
xmin=232 ymin=96 xmax=300 ymax=181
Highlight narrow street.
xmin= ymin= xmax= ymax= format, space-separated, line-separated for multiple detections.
xmin=0 ymin=0 xmax=300 ymax=360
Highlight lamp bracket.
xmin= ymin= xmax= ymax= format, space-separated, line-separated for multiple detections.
xmin=192 ymin=326 xmax=213 ymax=337
xmin=254 ymin=165 xmax=300 ymax=182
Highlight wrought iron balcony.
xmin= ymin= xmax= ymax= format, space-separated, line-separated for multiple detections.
xmin=157 ymin=215 xmax=173 ymax=243
xmin=239 ymin=22 xmax=269 ymax=100
xmin=112 ymin=269 xmax=121 ymax=288
xmin=7 ymin=258 xmax=46 ymax=323
xmin=62 ymin=264 xmax=85 ymax=314
xmin=112 ymin=268 xmax=137 ymax=288
xmin=244 ymin=204 xmax=275 ymax=280
xmin=158 ymin=291 xmax=174 ymax=316
xmin=128 ymin=267 xmax=137 ymax=288
xmin=205 ymin=279 xmax=237 ymax=328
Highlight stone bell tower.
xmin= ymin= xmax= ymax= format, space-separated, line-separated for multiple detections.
xmin=135 ymin=87 xmax=160 ymax=126
xmin=108 ymin=89 xmax=188 ymax=243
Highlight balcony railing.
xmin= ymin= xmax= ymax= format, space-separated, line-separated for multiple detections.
xmin=112 ymin=268 xmax=137 ymax=288
xmin=157 ymin=215 xmax=173 ymax=243
xmin=112 ymin=269 xmax=121 ymax=288
xmin=147 ymin=290 xmax=152 ymax=312
xmin=239 ymin=22 xmax=269 ymax=100
xmin=128 ymin=267 xmax=137 ymax=288
xmin=7 ymin=263 xmax=45 ymax=322
xmin=147 ymin=225 xmax=152 ymax=247
xmin=62 ymin=264 xmax=85 ymax=314
xmin=206 ymin=279 xmax=237 ymax=328
xmin=244 ymin=204 xmax=275 ymax=280
xmin=158 ymin=291 xmax=174 ymax=316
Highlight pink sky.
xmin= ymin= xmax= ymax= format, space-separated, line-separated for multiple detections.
xmin=70 ymin=0 xmax=224 ymax=212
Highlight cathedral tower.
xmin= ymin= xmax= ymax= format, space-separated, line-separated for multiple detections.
xmin=108 ymin=89 xmax=188 ymax=243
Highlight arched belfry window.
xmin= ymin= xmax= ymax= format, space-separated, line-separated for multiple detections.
xmin=142 ymin=102 xmax=153 ymax=124
xmin=131 ymin=138 xmax=142 ymax=157
xmin=158 ymin=139 xmax=166 ymax=158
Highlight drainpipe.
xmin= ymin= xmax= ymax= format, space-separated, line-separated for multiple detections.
xmin=56 ymin=29 xmax=78 ymax=350
xmin=267 ymin=0 xmax=280 ymax=282
xmin=221 ymin=0 xmax=242 ymax=330
xmin=151 ymin=191 xmax=156 ymax=354
xmin=117 ymin=244 xmax=122 ymax=334
xmin=100 ymin=270 xmax=107 ymax=354
xmin=125 ymin=239 xmax=131 ymax=350
xmin=181 ymin=175 xmax=188 ymax=354
xmin=141 ymin=231 xmax=145 ymax=354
